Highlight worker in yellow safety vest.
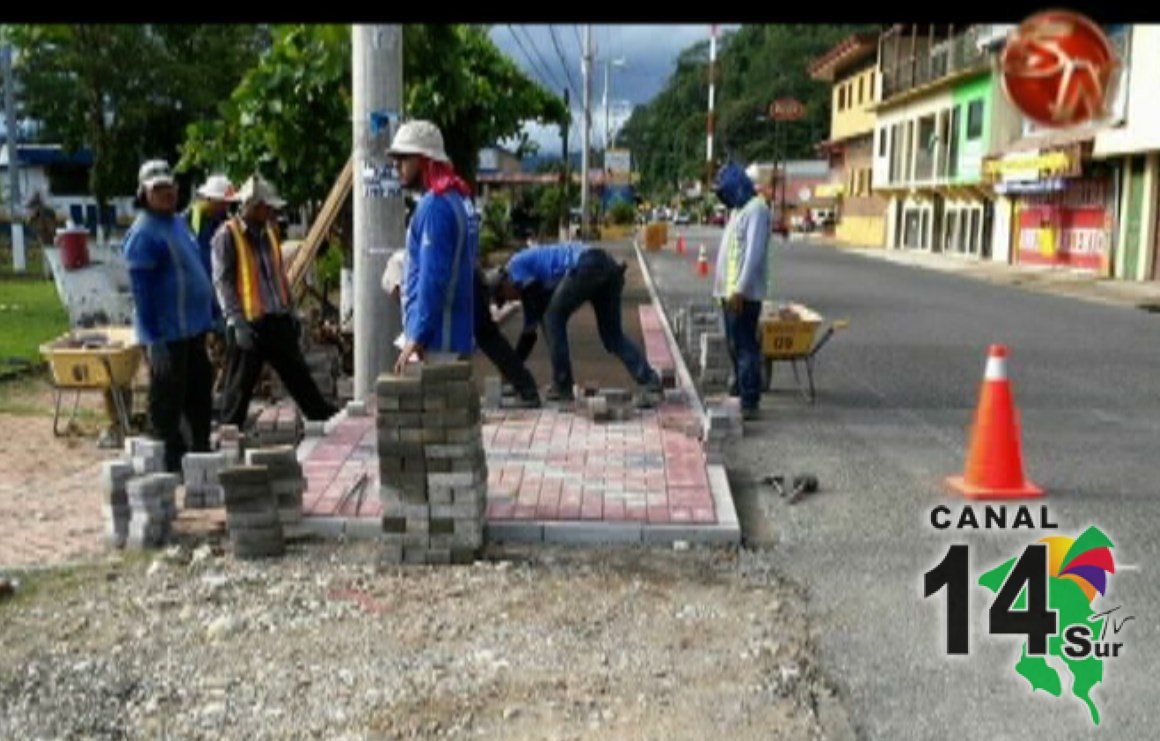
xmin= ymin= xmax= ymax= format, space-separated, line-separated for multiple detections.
xmin=210 ymin=174 xmax=337 ymax=428
xmin=711 ymin=162 xmax=776 ymax=421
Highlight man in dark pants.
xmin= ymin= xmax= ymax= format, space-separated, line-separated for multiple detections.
xmin=122 ymin=159 xmax=216 ymax=473
xmin=474 ymin=265 xmax=541 ymax=407
xmin=491 ymin=243 xmax=662 ymax=403
xmin=711 ymin=162 xmax=775 ymax=420
xmin=211 ymin=174 xmax=337 ymax=428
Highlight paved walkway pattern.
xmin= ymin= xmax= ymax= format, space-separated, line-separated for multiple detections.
xmin=298 ymin=305 xmax=731 ymax=542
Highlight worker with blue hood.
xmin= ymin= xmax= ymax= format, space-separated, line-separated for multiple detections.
xmin=711 ymin=162 xmax=775 ymax=421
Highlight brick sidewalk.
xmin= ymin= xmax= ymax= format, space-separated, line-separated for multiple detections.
xmin=298 ymin=301 xmax=738 ymax=544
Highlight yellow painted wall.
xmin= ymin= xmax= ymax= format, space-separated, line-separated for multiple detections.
xmin=835 ymin=216 xmax=886 ymax=247
xmin=831 ymin=67 xmax=878 ymax=142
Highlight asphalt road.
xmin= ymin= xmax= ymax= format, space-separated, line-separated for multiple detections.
xmin=643 ymin=225 xmax=1160 ymax=740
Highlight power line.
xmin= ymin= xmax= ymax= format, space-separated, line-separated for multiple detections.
xmin=506 ymin=24 xmax=561 ymax=93
xmin=547 ymin=25 xmax=578 ymax=98
xmin=518 ymin=26 xmax=566 ymax=94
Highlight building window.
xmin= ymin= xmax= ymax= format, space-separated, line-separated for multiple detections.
xmin=858 ymin=76 xmax=864 ymax=105
xmin=948 ymin=106 xmax=960 ymax=178
xmin=905 ymin=120 xmax=915 ymax=181
xmin=838 ymin=86 xmax=846 ymax=111
xmin=866 ymin=168 xmax=873 ymax=193
xmin=878 ymin=128 xmax=886 ymax=157
xmin=966 ymin=99 xmax=984 ymax=140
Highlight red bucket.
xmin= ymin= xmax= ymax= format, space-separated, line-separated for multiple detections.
xmin=55 ymin=227 xmax=90 ymax=270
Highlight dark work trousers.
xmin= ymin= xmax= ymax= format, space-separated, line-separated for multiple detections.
xmin=722 ymin=299 xmax=763 ymax=411
xmin=543 ymin=248 xmax=657 ymax=393
xmin=148 ymin=333 xmax=213 ymax=473
xmin=220 ymin=313 xmax=337 ymax=428
xmin=473 ymin=268 xmax=540 ymax=400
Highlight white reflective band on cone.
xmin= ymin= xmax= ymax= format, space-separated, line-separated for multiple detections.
xmin=984 ymin=356 xmax=1008 ymax=381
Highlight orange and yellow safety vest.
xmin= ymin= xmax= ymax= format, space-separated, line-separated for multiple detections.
xmin=225 ymin=218 xmax=290 ymax=321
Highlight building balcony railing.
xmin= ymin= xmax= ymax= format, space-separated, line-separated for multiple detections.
xmin=880 ymin=25 xmax=989 ymax=101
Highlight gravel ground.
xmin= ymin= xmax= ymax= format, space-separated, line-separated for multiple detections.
xmin=0 ymin=540 xmax=850 ymax=740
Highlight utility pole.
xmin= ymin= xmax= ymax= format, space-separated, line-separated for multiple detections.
xmin=705 ymin=24 xmax=718 ymax=194
xmin=2 ymin=43 xmax=26 ymax=272
xmin=352 ymin=25 xmax=404 ymax=401
xmin=580 ymin=25 xmax=592 ymax=240
xmin=561 ymin=86 xmax=570 ymax=240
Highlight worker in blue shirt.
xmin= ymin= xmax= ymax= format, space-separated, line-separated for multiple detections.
xmin=387 ymin=120 xmax=477 ymax=372
xmin=122 ymin=159 xmax=216 ymax=473
xmin=489 ymin=242 xmax=663 ymax=403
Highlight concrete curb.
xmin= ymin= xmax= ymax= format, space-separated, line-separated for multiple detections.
xmin=632 ymin=240 xmax=707 ymax=424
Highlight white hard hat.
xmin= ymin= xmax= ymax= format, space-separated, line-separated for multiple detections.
xmin=746 ymin=163 xmax=777 ymax=187
xmin=387 ymin=120 xmax=450 ymax=163
xmin=236 ymin=173 xmax=286 ymax=209
xmin=196 ymin=174 xmax=240 ymax=202
xmin=138 ymin=159 xmax=175 ymax=190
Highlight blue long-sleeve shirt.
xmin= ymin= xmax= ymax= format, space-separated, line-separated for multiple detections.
xmin=403 ymin=191 xmax=478 ymax=354
xmin=121 ymin=211 xmax=215 ymax=345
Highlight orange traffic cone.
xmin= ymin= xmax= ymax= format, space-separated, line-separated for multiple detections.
xmin=676 ymin=234 xmax=687 ymax=255
xmin=696 ymin=245 xmax=710 ymax=278
xmin=946 ymin=345 xmax=1043 ymax=499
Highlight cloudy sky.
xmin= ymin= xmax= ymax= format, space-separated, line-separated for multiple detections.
xmin=488 ymin=25 xmax=730 ymax=157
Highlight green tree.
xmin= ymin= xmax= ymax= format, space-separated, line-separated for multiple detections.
xmin=619 ymin=24 xmax=874 ymax=198
xmin=180 ymin=24 xmax=568 ymax=211
xmin=9 ymin=24 xmax=267 ymax=210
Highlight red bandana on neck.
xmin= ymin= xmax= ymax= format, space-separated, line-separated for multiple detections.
xmin=421 ymin=158 xmax=473 ymax=197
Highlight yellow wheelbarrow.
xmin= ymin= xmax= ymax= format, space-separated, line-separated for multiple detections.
xmin=40 ymin=327 xmax=143 ymax=438
xmin=759 ymin=303 xmax=849 ymax=403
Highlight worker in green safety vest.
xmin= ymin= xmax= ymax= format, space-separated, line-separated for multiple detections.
xmin=711 ymin=162 xmax=776 ymax=421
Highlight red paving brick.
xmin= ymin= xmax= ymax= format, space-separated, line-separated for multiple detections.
xmin=298 ymin=303 xmax=719 ymax=529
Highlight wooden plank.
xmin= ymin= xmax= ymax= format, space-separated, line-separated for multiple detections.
xmin=286 ymin=156 xmax=354 ymax=292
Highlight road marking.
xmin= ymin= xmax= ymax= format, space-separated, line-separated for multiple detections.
xmin=1118 ymin=563 xmax=1140 ymax=572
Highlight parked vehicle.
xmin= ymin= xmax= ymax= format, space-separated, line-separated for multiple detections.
xmin=709 ymin=207 xmax=727 ymax=227
xmin=674 ymin=211 xmax=691 ymax=225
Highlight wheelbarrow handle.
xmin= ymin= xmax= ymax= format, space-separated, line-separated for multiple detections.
xmin=808 ymin=319 xmax=849 ymax=358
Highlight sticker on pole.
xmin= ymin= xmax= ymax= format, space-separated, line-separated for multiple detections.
xmin=1000 ymin=11 xmax=1120 ymax=128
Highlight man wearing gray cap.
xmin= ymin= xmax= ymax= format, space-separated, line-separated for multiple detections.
xmin=211 ymin=173 xmax=337 ymax=428
xmin=122 ymin=159 xmax=217 ymax=472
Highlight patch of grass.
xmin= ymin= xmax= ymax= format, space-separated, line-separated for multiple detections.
xmin=0 ymin=552 xmax=151 ymax=614
xmin=0 ymin=273 xmax=69 ymax=365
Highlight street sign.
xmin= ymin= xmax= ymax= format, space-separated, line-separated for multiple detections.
xmin=770 ymin=98 xmax=807 ymax=121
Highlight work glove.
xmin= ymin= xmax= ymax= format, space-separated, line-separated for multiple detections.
xmin=148 ymin=343 xmax=172 ymax=376
xmin=228 ymin=321 xmax=256 ymax=352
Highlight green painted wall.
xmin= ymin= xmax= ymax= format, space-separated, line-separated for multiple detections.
xmin=952 ymin=74 xmax=994 ymax=185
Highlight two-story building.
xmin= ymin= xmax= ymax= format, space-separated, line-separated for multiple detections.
xmin=981 ymin=25 xmax=1131 ymax=276
xmin=809 ymin=33 xmax=888 ymax=246
xmin=1091 ymin=24 xmax=1160 ymax=282
xmin=871 ymin=25 xmax=1023 ymax=261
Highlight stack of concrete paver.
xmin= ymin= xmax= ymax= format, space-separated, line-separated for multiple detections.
xmin=244 ymin=446 xmax=305 ymax=530
xmin=212 ymin=425 xmax=245 ymax=467
xmin=181 ymin=452 xmax=226 ymax=509
xmin=220 ymin=466 xmax=285 ymax=560
xmin=98 ymin=438 xmax=179 ymax=550
xmin=698 ymin=332 xmax=732 ymax=390
xmin=100 ymin=460 xmax=134 ymax=549
xmin=127 ymin=437 xmax=166 ymax=475
xmin=250 ymin=403 xmax=303 ymax=447
xmin=483 ymin=375 xmax=503 ymax=410
xmin=126 ymin=473 xmax=179 ymax=548
xmin=376 ymin=362 xmax=487 ymax=565
xmin=680 ymin=302 xmax=723 ymax=359
xmin=703 ymin=398 xmax=744 ymax=464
